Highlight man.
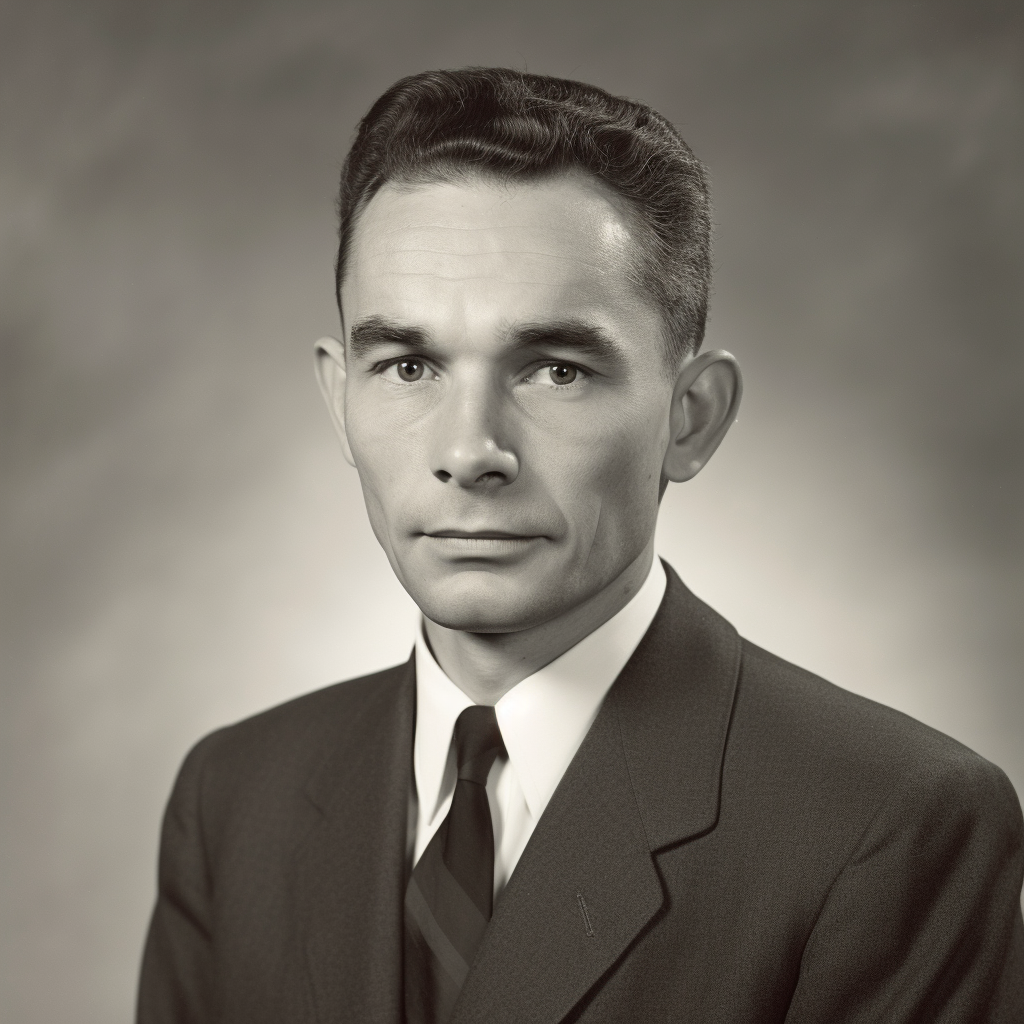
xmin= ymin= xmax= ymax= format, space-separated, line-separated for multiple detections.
xmin=137 ymin=68 xmax=1024 ymax=1023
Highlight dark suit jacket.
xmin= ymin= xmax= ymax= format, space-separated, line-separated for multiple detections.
xmin=138 ymin=565 xmax=1024 ymax=1023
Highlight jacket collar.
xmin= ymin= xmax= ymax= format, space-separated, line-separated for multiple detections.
xmin=614 ymin=560 xmax=742 ymax=850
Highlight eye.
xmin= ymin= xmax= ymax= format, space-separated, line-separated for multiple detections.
xmin=547 ymin=364 xmax=578 ymax=385
xmin=387 ymin=358 xmax=425 ymax=382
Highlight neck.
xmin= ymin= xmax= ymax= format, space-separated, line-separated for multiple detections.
xmin=422 ymin=544 xmax=656 ymax=705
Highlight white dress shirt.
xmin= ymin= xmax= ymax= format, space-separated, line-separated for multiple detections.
xmin=410 ymin=559 xmax=667 ymax=897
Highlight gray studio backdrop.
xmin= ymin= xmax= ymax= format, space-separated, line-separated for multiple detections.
xmin=2 ymin=1 xmax=1022 ymax=1021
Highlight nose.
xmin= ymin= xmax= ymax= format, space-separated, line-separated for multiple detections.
xmin=429 ymin=381 xmax=519 ymax=488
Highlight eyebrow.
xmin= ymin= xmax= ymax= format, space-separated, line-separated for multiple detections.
xmin=347 ymin=314 xmax=623 ymax=364
xmin=348 ymin=315 xmax=429 ymax=360
xmin=510 ymin=319 xmax=624 ymax=363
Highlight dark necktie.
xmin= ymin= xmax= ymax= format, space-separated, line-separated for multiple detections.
xmin=404 ymin=705 xmax=506 ymax=1024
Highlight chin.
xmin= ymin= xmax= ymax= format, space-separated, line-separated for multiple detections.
xmin=410 ymin=569 xmax=568 ymax=634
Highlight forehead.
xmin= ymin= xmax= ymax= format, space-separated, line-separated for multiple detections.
xmin=341 ymin=173 xmax=659 ymax=337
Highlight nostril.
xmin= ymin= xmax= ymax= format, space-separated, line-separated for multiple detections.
xmin=430 ymin=442 xmax=519 ymax=487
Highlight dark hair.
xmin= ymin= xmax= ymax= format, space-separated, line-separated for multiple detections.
xmin=335 ymin=67 xmax=711 ymax=360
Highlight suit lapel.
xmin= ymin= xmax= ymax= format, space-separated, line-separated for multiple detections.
xmin=451 ymin=564 xmax=742 ymax=1024
xmin=297 ymin=657 xmax=415 ymax=1024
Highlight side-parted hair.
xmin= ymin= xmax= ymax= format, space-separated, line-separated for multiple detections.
xmin=335 ymin=67 xmax=711 ymax=360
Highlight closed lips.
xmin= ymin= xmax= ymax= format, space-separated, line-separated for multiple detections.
xmin=426 ymin=531 xmax=538 ymax=540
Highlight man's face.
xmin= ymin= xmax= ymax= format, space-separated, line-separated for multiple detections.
xmin=338 ymin=172 xmax=677 ymax=633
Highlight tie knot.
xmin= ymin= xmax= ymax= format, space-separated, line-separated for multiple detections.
xmin=453 ymin=706 xmax=505 ymax=785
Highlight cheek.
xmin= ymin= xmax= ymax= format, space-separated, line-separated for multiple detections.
xmin=546 ymin=409 xmax=666 ymax=542
xmin=345 ymin=393 xmax=424 ymax=500
xmin=344 ymin=429 xmax=410 ymax=556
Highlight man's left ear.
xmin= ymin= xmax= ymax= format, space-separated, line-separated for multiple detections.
xmin=314 ymin=336 xmax=356 ymax=467
xmin=662 ymin=349 xmax=743 ymax=482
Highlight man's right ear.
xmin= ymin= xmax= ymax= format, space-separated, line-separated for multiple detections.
xmin=314 ymin=336 xmax=356 ymax=467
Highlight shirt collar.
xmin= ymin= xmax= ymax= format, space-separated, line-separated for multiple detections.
xmin=413 ymin=558 xmax=667 ymax=823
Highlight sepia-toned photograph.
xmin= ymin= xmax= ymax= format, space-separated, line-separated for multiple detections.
xmin=2 ymin=1 xmax=1022 ymax=1022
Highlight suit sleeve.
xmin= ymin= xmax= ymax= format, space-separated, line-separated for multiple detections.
xmin=785 ymin=753 xmax=1024 ymax=1023
xmin=137 ymin=734 xmax=221 ymax=1024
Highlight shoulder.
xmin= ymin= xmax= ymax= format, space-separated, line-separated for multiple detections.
xmin=734 ymin=651 xmax=1024 ymax=1022
xmin=730 ymin=639 xmax=1022 ymax=845
xmin=170 ymin=659 xmax=412 ymax=808
xmin=735 ymin=638 xmax=996 ymax=774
